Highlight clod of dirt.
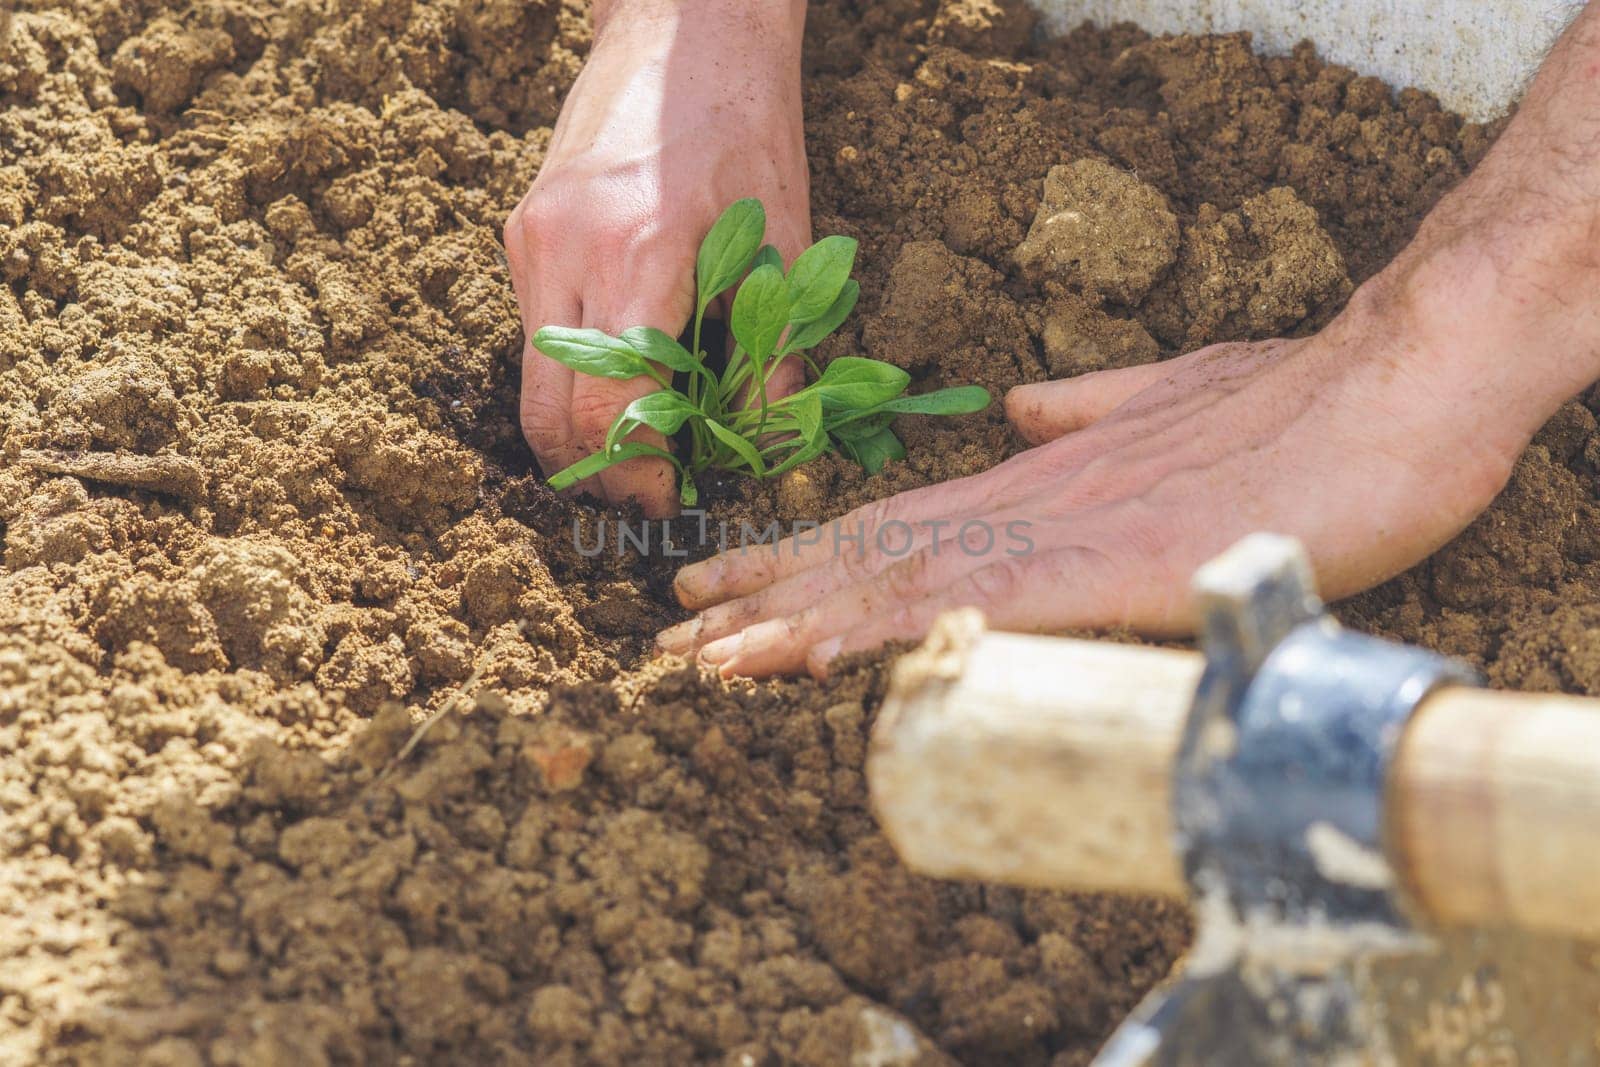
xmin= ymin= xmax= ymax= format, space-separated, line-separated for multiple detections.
xmin=1144 ymin=186 xmax=1353 ymax=348
xmin=864 ymin=240 xmax=1038 ymax=397
xmin=194 ymin=537 xmax=326 ymax=680
xmin=929 ymin=0 xmax=1039 ymax=54
xmin=1014 ymin=159 xmax=1180 ymax=305
xmin=110 ymin=17 xmax=235 ymax=113
xmin=1041 ymin=297 xmax=1162 ymax=377
xmin=18 ymin=449 xmax=207 ymax=501
xmin=41 ymin=353 xmax=186 ymax=453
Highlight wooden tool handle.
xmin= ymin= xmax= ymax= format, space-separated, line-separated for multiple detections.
xmin=1391 ymin=688 xmax=1600 ymax=937
xmin=869 ymin=610 xmax=1196 ymax=898
xmin=869 ymin=610 xmax=1600 ymax=940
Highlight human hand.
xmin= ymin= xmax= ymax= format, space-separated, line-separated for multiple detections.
xmin=504 ymin=1 xmax=810 ymax=518
xmin=656 ymin=272 xmax=1560 ymax=677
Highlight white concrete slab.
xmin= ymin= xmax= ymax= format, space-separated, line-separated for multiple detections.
xmin=1028 ymin=0 xmax=1585 ymax=120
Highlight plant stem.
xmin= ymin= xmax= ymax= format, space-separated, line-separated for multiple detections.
xmin=751 ymin=355 xmax=771 ymax=438
xmin=689 ymin=303 xmax=710 ymax=467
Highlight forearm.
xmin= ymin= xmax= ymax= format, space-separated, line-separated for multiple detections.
xmin=1376 ymin=2 xmax=1600 ymax=437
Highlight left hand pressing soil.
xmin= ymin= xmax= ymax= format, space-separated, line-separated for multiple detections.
xmin=656 ymin=281 xmax=1528 ymax=676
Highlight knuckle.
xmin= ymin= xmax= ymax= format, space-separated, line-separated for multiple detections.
xmin=837 ymin=533 xmax=880 ymax=584
xmin=1051 ymin=536 xmax=1166 ymax=629
xmin=885 ymin=601 xmax=923 ymax=637
xmin=522 ymin=188 xmax=565 ymax=232
xmin=1457 ymin=443 xmax=1517 ymax=514
xmin=519 ymin=395 xmax=572 ymax=451
xmin=520 ymin=419 xmax=572 ymax=456
xmin=719 ymin=593 xmax=768 ymax=633
xmin=854 ymin=497 xmax=894 ymax=542
xmin=513 ymin=200 xmax=547 ymax=247
xmin=502 ymin=209 xmax=520 ymax=252
xmin=575 ymin=201 xmax=668 ymax=271
xmin=963 ymin=557 xmax=1026 ymax=607
xmin=779 ymin=611 xmax=811 ymax=645
xmin=590 ymin=215 xmax=652 ymax=261
xmin=742 ymin=548 xmax=780 ymax=590
xmin=569 ymin=388 xmax=624 ymax=445
xmin=1064 ymin=453 xmax=1121 ymax=505
xmin=883 ymin=548 xmax=936 ymax=602
xmin=1104 ymin=497 xmax=1183 ymax=579
xmin=766 ymin=355 xmax=804 ymax=395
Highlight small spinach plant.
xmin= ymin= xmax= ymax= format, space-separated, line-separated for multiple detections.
xmin=533 ymin=198 xmax=990 ymax=506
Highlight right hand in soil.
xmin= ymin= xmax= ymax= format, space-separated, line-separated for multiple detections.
xmin=504 ymin=0 xmax=811 ymax=518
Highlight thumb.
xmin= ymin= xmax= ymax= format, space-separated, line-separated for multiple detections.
xmin=1005 ymin=361 xmax=1172 ymax=445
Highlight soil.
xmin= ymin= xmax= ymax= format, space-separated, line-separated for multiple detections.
xmin=5 ymin=1 xmax=1600 ymax=1065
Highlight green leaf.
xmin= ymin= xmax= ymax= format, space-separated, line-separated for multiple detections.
xmin=838 ymin=427 xmax=905 ymax=475
xmin=751 ymin=391 xmax=827 ymax=478
xmin=786 ymin=236 xmax=857 ymax=324
xmin=829 ymin=411 xmax=893 ymax=441
xmin=791 ymin=390 xmax=824 ymax=448
xmin=752 ymin=244 xmax=784 ymax=274
xmin=767 ymin=437 xmax=829 ymax=477
xmin=730 ymin=263 xmax=789 ymax=363
xmin=619 ymin=327 xmax=702 ymax=376
xmin=696 ymin=198 xmax=766 ymax=309
xmin=812 ymin=356 xmax=911 ymax=412
xmin=548 ymin=441 xmax=680 ymax=490
xmin=705 ymin=419 xmax=767 ymax=477
xmin=880 ymin=385 xmax=992 ymax=416
xmin=534 ymin=326 xmax=652 ymax=381
xmin=749 ymin=411 xmax=802 ymax=435
xmin=680 ymin=471 xmax=698 ymax=507
xmin=606 ymin=390 xmax=701 ymax=451
xmin=782 ymin=280 xmax=858 ymax=354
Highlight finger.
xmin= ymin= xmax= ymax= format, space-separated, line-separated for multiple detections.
xmin=688 ymin=527 xmax=1036 ymax=676
xmin=672 ymin=471 xmax=1013 ymax=611
xmin=672 ymin=440 xmax=1065 ymax=612
xmin=581 ymin=285 xmax=695 ymax=518
xmin=767 ymin=217 xmax=812 ymax=265
xmin=1005 ymin=361 xmax=1174 ymax=445
xmin=519 ymin=287 xmax=597 ymax=494
xmin=506 ymin=202 xmax=596 ymax=494
xmin=660 ymin=507 xmax=1032 ymax=653
xmin=521 ymin=340 xmax=595 ymax=487
xmin=503 ymin=197 xmax=538 ymax=319
xmin=804 ymin=545 xmax=1156 ymax=679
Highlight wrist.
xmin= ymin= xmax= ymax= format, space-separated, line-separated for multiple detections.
xmin=593 ymin=0 xmax=806 ymax=46
xmin=1352 ymin=202 xmax=1600 ymax=455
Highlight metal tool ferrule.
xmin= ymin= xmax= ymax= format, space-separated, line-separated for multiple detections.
xmin=1175 ymin=534 xmax=1483 ymax=934
xmin=1178 ymin=618 xmax=1481 ymax=931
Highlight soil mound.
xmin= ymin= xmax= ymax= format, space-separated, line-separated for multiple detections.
xmin=5 ymin=1 xmax=1597 ymax=1064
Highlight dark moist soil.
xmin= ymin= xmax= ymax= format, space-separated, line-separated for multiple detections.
xmin=5 ymin=1 xmax=1600 ymax=1064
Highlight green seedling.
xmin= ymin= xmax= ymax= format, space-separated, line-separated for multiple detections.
xmin=533 ymin=198 xmax=991 ymax=506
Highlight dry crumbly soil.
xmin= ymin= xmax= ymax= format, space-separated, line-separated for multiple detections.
xmin=6 ymin=1 xmax=1600 ymax=1064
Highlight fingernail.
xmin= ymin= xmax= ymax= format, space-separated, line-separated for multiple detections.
xmin=674 ymin=559 xmax=720 ymax=607
xmin=699 ymin=632 xmax=743 ymax=667
xmin=811 ymin=636 xmax=844 ymax=668
xmin=656 ymin=618 xmax=699 ymax=654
